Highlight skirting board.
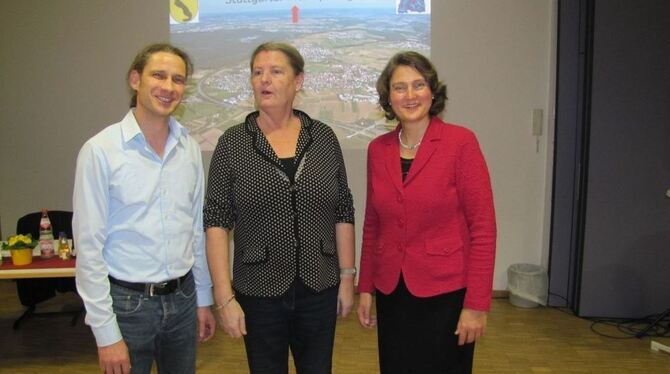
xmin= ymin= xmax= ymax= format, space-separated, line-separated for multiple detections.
xmin=492 ymin=290 xmax=509 ymax=299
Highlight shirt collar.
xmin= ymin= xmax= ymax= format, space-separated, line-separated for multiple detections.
xmin=167 ymin=116 xmax=189 ymax=142
xmin=120 ymin=109 xmax=188 ymax=145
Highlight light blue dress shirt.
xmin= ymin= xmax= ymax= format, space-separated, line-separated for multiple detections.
xmin=73 ymin=110 xmax=213 ymax=347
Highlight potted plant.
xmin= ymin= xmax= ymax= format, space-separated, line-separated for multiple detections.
xmin=2 ymin=234 xmax=38 ymax=266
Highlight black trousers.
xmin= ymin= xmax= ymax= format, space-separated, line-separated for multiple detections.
xmin=237 ymin=281 xmax=338 ymax=374
xmin=376 ymin=275 xmax=475 ymax=374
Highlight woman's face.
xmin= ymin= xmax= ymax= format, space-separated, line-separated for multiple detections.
xmin=389 ymin=65 xmax=433 ymax=126
xmin=251 ymin=50 xmax=303 ymax=112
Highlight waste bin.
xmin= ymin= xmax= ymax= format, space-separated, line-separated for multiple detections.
xmin=507 ymin=263 xmax=548 ymax=308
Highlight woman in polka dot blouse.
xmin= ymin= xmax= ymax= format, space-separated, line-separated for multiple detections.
xmin=204 ymin=42 xmax=356 ymax=374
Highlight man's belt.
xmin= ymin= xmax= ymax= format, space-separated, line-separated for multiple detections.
xmin=109 ymin=271 xmax=191 ymax=296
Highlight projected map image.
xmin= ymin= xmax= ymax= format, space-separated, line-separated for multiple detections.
xmin=171 ymin=2 xmax=430 ymax=150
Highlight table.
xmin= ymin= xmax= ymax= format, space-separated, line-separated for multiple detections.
xmin=0 ymin=256 xmax=75 ymax=279
xmin=0 ymin=256 xmax=82 ymax=329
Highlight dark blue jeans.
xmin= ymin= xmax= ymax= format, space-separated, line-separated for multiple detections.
xmin=110 ymin=272 xmax=197 ymax=374
xmin=237 ymin=281 xmax=338 ymax=374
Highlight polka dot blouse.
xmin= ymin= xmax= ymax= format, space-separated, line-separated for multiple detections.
xmin=204 ymin=110 xmax=355 ymax=297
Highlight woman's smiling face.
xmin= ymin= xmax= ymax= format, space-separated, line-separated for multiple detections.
xmin=389 ymin=65 xmax=433 ymax=126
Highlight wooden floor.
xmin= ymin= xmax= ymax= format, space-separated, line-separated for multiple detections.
xmin=0 ymin=279 xmax=668 ymax=373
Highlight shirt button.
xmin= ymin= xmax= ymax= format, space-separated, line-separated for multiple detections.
xmin=397 ymin=195 xmax=403 ymax=203
xmin=398 ymin=218 xmax=405 ymax=227
xmin=397 ymin=244 xmax=403 ymax=252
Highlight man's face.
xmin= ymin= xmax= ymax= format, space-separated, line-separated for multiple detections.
xmin=129 ymin=51 xmax=187 ymax=120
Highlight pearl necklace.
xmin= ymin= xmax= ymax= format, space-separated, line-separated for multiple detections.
xmin=398 ymin=129 xmax=421 ymax=150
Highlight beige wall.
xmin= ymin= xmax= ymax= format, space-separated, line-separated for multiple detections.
xmin=0 ymin=0 xmax=555 ymax=291
xmin=0 ymin=0 xmax=168 ymax=237
xmin=433 ymin=1 xmax=556 ymax=289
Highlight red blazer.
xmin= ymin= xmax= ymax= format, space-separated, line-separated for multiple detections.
xmin=358 ymin=117 xmax=496 ymax=311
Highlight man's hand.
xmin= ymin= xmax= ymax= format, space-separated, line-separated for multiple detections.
xmin=455 ymin=308 xmax=488 ymax=345
xmin=197 ymin=306 xmax=216 ymax=342
xmin=98 ymin=340 xmax=131 ymax=374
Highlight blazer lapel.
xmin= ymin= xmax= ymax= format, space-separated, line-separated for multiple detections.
xmin=293 ymin=111 xmax=313 ymax=182
xmin=404 ymin=117 xmax=442 ymax=185
xmin=384 ymin=127 xmax=404 ymax=194
xmin=245 ymin=112 xmax=284 ymax=177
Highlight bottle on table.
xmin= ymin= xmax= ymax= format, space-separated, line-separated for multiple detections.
xmin=39 ymin=208 xmax=55 ymax=258
xmin=57 ymin=231 xmax=71 ymax=260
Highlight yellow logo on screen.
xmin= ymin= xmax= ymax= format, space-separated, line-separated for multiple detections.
xmin=170 ymin=0 xmax=198 ymax=23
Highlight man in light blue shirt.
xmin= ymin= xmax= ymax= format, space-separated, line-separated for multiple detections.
xmin=73 ymin=43 xmax=215 ymax=374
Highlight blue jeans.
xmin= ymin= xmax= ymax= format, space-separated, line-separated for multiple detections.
xmin=110 ymin=272 xmax=197 ymax=374
xmin=237 ymin=281 xmax=338 ymax=374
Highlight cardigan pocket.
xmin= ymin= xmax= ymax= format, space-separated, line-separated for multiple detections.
xmin=319 ymin=239 xmax=336 ymax=257
xmin=242 ymin=245 xmax=269 ymax=264
xmin=424 ymin=235 xmax=463 ymax=256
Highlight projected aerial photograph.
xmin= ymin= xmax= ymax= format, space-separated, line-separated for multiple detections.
xmin=170 ymin=0 xmax=430 ymax=150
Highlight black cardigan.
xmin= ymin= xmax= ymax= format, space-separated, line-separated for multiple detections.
xmin=204 ymin=110 xmax=355 ymax=297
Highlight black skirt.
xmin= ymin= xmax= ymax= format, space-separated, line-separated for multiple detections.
xmin=375 ymin=274 xmax=475 ymax=374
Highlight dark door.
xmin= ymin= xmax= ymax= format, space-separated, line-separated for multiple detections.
xmin=578 ymin=0 xmax=670 ymax=317
xmin=549 ymin=0 xmax=670 ymax=318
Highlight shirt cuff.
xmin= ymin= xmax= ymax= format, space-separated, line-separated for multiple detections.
xmin=92 ymin=320 xmax=123 ymax=347
xmin=196 ymin=287 xmax=213 ymax=307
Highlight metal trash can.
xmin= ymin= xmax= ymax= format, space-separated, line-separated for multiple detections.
xmin=507 ymin=263 xmax=548 ymax=308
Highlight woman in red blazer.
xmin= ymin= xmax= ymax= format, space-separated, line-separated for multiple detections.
xmin=357 ymin=51 xmax=496 ymax=373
